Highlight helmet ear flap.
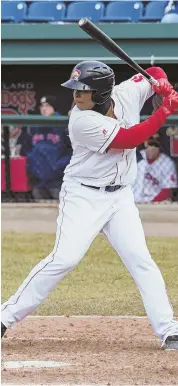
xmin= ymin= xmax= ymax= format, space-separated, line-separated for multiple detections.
xmin=92 ymin=90 xmax=99 ymax=104
xmin=92 ymin=89 xmax=112 ymax=104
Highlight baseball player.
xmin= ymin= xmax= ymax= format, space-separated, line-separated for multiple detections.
xmin=2 ymin=61 xmax=178 ymax=350
xmin=133 ymin=134 xmax=178 ymax=202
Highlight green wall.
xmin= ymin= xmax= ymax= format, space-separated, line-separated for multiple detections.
xmin=2 ymin=23 xmax=178 ymax=65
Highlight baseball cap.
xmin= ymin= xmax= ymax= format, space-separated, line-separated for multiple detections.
xmin=40 ymin=96 xmax=58 ymax=111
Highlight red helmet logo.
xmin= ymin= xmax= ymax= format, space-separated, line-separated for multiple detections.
xmin=71 ymin=69 xmax=81 ymax=81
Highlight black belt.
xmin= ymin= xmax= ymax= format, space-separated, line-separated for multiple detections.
xmin=81 ymin=183 xmax=123 ymax=192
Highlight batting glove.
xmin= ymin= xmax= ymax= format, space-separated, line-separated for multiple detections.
xmin=161 ymin=90 xmax=178 ymax=116
xmin=153 ymin=78 xmax=173 ymax=97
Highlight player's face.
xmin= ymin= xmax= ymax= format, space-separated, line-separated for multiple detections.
xmin=73 ymin=90 xmax=95 ymax=110
xmin=146 ymin=145 xmax=160 ymax=161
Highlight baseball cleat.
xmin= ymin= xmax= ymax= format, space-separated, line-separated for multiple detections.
xmin=1 ymin=323 xmax=7 ymax=338
xmin=164 ymin=335 xmax=178 ymax=350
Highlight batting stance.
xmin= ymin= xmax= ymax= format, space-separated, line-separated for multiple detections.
xmin=1 ymin=61 xmax=178 ymax=350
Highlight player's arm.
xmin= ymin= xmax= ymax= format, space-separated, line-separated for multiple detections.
xmin=152 ymin=189 xmax=172 ymax=202
xmin=108 ymin=91 xmax=178 ymax=150
xmin=124 ymin=67 xmax=172 ymax=111
xmin=72 ymin=114 xmax=119 ymax=154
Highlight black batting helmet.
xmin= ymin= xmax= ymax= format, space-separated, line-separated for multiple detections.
xmin=61 ymin=61 xmax=115 ymax=105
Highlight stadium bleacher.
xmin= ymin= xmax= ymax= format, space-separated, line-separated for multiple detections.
xmin=100 ymin=1 xmax=143 ymax=22
xmin=1 ymin=0 xmax=178 ymax=23
xmin=140 ymin=1 xmax=167 ymax=21
xmin=64 ymin=1 xmax=104 ymax=22
xmin=1 ymin=1 xmax=27 ymax=23
xmin=24 ymin=1 xmax=66 ymax=22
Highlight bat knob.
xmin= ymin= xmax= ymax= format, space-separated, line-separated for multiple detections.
xmin=78 ymin=18 xmax=88 ymax=27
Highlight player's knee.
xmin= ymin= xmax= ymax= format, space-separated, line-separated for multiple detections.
xmin=53 ymin=251 xmax=80 ymax=272
xmin=65 ymin=258 xmax=79 ymax=271
xmin=124 ymin=247 xmax=154 ymax=270
xmin=131 ymin=250 xmax=159 ymax=274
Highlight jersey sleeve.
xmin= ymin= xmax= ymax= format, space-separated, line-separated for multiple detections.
xmin=121 ymin=74 xmax=154 ymax=112
xmin=72 ymin=114 xmax=119 ymax=154
xmin=161 ymin=158 xmax=178 ymax=188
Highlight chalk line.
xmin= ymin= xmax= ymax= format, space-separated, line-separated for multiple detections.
xmin=2 ymin=384 xmax=175 ymax=386
xmin=27 ymin=315 xmax=149 ymax=319
xmin=26 ymin=315 xmax=178 ymax=320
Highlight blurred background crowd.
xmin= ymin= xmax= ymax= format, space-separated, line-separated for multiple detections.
xmin=2 ymin=92 xmax=178 ymax=203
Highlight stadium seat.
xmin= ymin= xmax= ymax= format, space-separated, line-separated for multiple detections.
xmin=140 ymin=1 xmax=166 ymax=22
xmin=25 ymin=1 xmax=66 ymax=23
xmin=100 ymin=1 xmax=143 ymax=22
xmin=64 ymin=1 xmax=104 ymax=22
xmin=1 ymin=1 xmax=27 ymax=23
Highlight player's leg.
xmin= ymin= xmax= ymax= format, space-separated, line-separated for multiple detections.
xmin=102 ymin=186 xmax=178 ymax=342
xmin=1 ymin=182 xmax=109 ymax=329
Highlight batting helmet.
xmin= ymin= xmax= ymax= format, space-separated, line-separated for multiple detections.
xmin=61 ymin=61 xmax=115 ymax=105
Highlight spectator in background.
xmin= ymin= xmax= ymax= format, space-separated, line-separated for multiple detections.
xmin=38 ymin=95 xmax=60 ymax=117
xmin=1 ymin=126 xmax=32 ymax=158
xmin=27 ymin=96 xmax=72 ymax=200
xmin=133 ymin=134 xmax=177 ymax=203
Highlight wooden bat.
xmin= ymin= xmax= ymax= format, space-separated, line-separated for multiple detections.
xmin=78 ymin=18 xmax=158 ymax=86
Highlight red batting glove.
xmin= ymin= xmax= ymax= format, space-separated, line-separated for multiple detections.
xmin=160 ymin=90 xmax=178 ymax=117
xmin=153 ymin=78 xmax=173 ymax=97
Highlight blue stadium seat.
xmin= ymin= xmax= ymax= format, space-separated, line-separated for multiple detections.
xmin=25 ymin=1 xmax=66 ymax=23
xmin=64 ymin=1 xmax=104 ymax=22
xmin=63 ymin=0 xmax=139 ymax=1
xmin=140 ymin=1 xmax=166 ymax=22
xmin=100 ymin=1 xmax=143 ymax=22
xmin=1 ymin=1 xmax=27 ymax=23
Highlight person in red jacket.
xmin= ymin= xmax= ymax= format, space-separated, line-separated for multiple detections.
xmin=2 ymin=61 xmax=178 ymax=350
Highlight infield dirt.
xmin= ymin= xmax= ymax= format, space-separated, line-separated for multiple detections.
xmin=2 ymin=316 xmax=178 ymax=385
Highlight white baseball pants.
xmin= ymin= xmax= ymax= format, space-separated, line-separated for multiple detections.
xmin=2 ymin=181 xmax=178 ymax=341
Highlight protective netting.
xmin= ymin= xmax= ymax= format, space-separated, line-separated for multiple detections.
xmin=1 ymin=122 xmax=178 ymax=203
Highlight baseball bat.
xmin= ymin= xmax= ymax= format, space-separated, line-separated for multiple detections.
xmin=78 ymin=18 xmax=158 ymax=86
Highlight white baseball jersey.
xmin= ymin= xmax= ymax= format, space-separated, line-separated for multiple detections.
xmin=64 ymin=74 xmax=154 ymax=187
xmin=133 ymin=150 xmax=177 ymax=202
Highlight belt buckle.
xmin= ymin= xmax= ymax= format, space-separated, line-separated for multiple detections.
xmin=105 ymin=185 xmax=121 ymax=192
xmin=105 ymin=185 xmax=114 ymax=192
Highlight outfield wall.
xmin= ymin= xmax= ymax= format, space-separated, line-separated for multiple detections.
xmin=2 ymin=203 xmax=178 ymax=237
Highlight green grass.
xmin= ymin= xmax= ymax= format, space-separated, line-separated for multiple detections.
xmin=1 ymin=232 xmax=178 ymax=316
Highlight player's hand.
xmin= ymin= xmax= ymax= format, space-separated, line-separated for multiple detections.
xmin=153 ymin=79 xmax=173 ymax=97
xmin=161 ymin=90 xmax=178 ymax=116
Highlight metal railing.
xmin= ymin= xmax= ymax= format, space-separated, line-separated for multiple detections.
xmin=2 ymin=114 xmax=178 ymax=126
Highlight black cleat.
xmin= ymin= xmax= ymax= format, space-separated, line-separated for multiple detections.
xmin=164 ymin=335 xmax=178 ymax=350
xmin=1 ymin=322 xmax=7 ymax=338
